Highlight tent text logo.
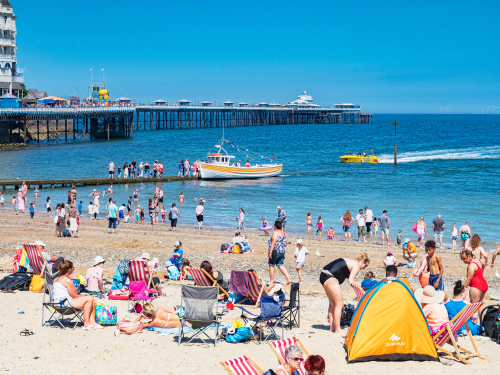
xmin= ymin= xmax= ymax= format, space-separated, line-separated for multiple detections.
xmin=385 ymin=334 xmax=405 ymax=346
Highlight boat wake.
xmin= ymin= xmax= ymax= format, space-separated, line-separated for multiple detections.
xmin=378 ymin=146 xmax=500 ymax=163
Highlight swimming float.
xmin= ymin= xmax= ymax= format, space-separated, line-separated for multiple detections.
xmin=260 ymin=226 xmax=273 ymax=231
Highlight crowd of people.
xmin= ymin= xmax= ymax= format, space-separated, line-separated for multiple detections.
xmin=104 ymin=159 xmax=202 ymax=179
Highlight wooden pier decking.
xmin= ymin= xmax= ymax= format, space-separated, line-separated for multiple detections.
xmin=0 ymin=176 xmax=197 ymax=191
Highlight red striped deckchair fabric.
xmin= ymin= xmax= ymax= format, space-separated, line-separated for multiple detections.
xmin=23 ymin=243 xmax=45 ymax=275
xmin=269 ymin=336 xmax=311 ymax=375
xmin=190 ymin=267 xmax=212 ymax=287
xmin=434 ymin=302 xmax=482 ymax=347
xmin=221 ymin=356 xmax=263 ymax=375
xmin=128 ymin=260 xmax=150 ymax=285
xmin=247 ymin=272 xmax=263 ymax=300
xmin=350 ymin=283 xmax=365 ymax=302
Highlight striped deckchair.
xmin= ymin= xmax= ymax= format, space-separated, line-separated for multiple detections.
xmin=23 ymin=243 xmax=46 ymax=275
xmin=221 ymin=355 xmax=264 ymax=375
xmin=350 ymin=283 xmax=365 ymax=302
xmin=433 ymin=301 xmax=485 ymax=364
xmin=236 ymin=271 xmax=272 ymax=308
xmin=269 ymin=335 xmax=311 ymax=375
xmin=189 ymin=267 xmax=230 ymax=298
xmin=128 ymin=259 xmax=156 ymax=310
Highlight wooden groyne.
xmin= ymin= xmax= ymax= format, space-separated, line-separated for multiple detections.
xmin=0 ymin=176 xmax=197 ymax=191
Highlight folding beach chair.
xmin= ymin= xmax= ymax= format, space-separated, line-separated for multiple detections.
xmin=42 ymin=264 xmax=84 ymax=329
xmin=350 ymin=283 xmax=365 ymax=302
xmin=23 ymin=243 xmax=46 ymax=276
xmin=433 ymin=301 xmax=485 ymax=364
xmin=178 ymin=285 xmax=227 ymax=347
xmin=234 ymin=271 xmax=272 ymax=308
xmin=282 ymin=283 xmax=300 ymax=329
xmin=128 ymin=259 xmax=158 ymax=311
xmin=239 ymin=293 xmax=286 ymax=344
xmin=221 ymin=355 xmax=264 ymax=375
xmin=269 ymin=335 xmax=311 ymax=375
xmin=189 ymin=267 xmax=230 ymax=299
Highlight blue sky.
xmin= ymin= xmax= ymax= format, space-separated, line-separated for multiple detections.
xmin=15 ymin=0 xmax=500 ymax=113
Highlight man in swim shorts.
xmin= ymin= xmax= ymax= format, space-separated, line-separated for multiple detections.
xmin=432 ymin=214 xmax=445 ymax=249
xmin=277 ymin=206 xmax=287 ymax=229
xmin=378 ymin=210 xmax=390 ymax=246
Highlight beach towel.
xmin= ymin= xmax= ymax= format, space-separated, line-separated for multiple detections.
xmin=230 ymin=270 xmax=249 ymax=296
xmin=111 ymin=259 xmax=130 ymax=290
xmin=144 ymin=323 xmax=230 ymax=335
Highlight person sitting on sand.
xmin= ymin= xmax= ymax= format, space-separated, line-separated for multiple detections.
xmin=200 ymin=260 xmax=228 ymax=290
xmin=380 ymin=265 xmax=398 ymax=283
xmin=304 ymin=355 xmax=325 ymax=375
xmin=85 ymin=256 xmax=109 ymax=294
xmin=135 ymin=303 xmax=180 ymax=329
xmin=275 ymin=345 xmax=304 ymax=375
xmin=180 ymin=259 xmax=192 ymax=280
xmin=383 ymin=251 xmax=397 ymax=267
xmin=53 ymin=260 xmax=102 ymax=330
xmin=361 ymin=271 xmax=377 ymax=291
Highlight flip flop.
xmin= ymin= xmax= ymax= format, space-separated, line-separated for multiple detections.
xmin=82 ymin=326 xmax=96 ymax=331
xmin=20 ymin=329 xmax=34 ymax=336
xmin=91 ymin=324 xmax=104 ymax=329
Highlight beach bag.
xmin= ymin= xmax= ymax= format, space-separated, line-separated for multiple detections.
xmin=0 ymin=272 xmax=32 ymax=291
xmin=412 ymin=223 xmax=418 ymax=232
xmin=233 ymin=244 xmax=242 ymax=254
xmin=117 ymin=320 xmax=143 ymax=335
xmin=95 ymin=304 xmax=117 ymax=325
xmin=76 ymin=274 xmax=86 ymax=285
xmin=480 ymin=304 xmax=500 ymax=338
xmin=340 ymin=304 xmax=356 ymax=326
xmin=226 ymin=326 xmax=253 ymax=343
xmin=419 ymin=272 xmax=430 ymax=288
xmin=29 ymin=275 xmax=45 ymax=293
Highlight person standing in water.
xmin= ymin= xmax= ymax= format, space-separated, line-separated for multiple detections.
xmin=238 ymin=208 xmax=245 ymax=230
xmin=320 ymin=253 xmax=370 ymax=334
xmin=459 ymin=221 xmax=472 ymax=250
xmin=196 ymin=201 xmax=204 ymax=229
xmin=304 ymin=212 xmax=313 ymax=231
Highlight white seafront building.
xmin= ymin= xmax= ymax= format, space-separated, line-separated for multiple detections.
xmin=0 ymin=0 xmax=23 ymax=96
xmin=286 ymin=90 xmax=320 ymax=108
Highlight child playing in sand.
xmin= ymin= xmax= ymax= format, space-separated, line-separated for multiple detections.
xmin=361 ymin=271 xmax=377 ymax=291
xmin=135 ymin=207 xmax=141 ymax=223
xmin=180 ymin=259 xmax=192 ymax=280
xmin=327 ymin=227 xmax=334 ymax=239
xmin=294 ymin=239 xmax=309 ymax=284
xmin=451 ymin=223 xmax=458 ymax=250
xmin=161 ymin=206 xmax=166 ymax=224
xmin=29 ymin=202 xmax=35 ymax=219
xmin=135 ymin=303 xmax=180 ymax=329
xmin=383 ymin=251 xmax=397 ymax=267
xmin=425 ymin=240 xmax=444 ymax=291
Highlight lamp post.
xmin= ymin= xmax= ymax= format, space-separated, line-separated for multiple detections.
xmin=393 ymin=119 xmax=399 ymax=166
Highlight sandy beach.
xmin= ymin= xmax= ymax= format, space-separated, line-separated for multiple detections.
xmin=1 ymin=212 xmax=500 ymax=374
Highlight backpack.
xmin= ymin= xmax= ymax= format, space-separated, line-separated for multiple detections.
xmin=0 ymin=272 xmax=33 ymax=291
xmin=340 ymin=304 xmax=356 ymax=326
xmin=480 ymin=304 xmax=500 ymax=338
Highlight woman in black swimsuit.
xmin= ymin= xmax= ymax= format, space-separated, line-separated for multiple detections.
xmin=320 ymin=253 xmax=370 ymax=334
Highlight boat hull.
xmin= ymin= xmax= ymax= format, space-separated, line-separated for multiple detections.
xmin=200 ymin=163 xmax=283 ymax=179
xmin=340 ymin=156 xmax=379 ymax=163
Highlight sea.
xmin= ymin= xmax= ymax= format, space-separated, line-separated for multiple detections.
xmin=1 ymin=114 xmax=499 ymax=248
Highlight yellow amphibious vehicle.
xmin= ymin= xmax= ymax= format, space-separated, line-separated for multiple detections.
xmin=340 ymin=150 xmax=379 ymax=163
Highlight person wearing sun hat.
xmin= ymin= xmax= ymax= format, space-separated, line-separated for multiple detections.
xmin=402 ymin=238 xmax=419 ymax=268
xmin=277 ymin=206 xmax=287 ymax=228
xmin=34 ymin=240 xmax=64 ymax=273
xmin=415 ymin=285 xmax=449 ymax=335
xmin=85 ymin=256 xmax=108 ymax=294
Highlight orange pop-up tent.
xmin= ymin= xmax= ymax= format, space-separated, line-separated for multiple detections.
xmin=344 ymin=279 xmax=439 ymax=363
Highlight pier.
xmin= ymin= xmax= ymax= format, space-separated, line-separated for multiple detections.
xmin=0 ymin=105 xmax=372 ymax=144
xmin=0 ymin=175 xmax=197 ymax=191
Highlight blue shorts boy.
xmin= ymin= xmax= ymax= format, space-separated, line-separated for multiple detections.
xmin=429 ymin=274 xmax=444 ymax=291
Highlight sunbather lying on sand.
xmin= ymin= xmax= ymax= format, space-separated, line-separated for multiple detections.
xmin=135 ymin=303 xmax=180 ymax=329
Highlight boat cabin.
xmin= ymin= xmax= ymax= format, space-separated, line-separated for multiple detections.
xmin=207 ymin=153 xmax=235 ymax=165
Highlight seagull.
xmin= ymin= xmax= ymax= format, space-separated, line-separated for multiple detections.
xmin=316 ymin=250 xmax=324 ymax=257
xmin=495 ymin=271 xmax=500 ymax=279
